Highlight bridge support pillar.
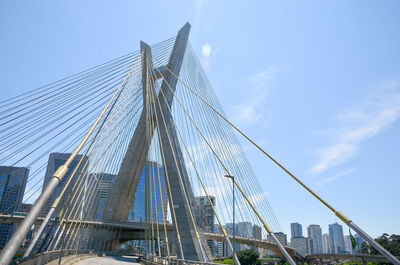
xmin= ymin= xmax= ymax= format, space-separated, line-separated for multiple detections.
xmin=102 ymin=22 xmax=211 ymax=262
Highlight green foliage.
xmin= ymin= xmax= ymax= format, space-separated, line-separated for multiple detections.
xmin=359 ymin=233 xmax=400 ymax=256
xmin=236 ymin=248 xmax=261 ymax=265
xmin=214 ymin=258 xmax=234 ymax=264
xmin=360 ymin=242 xmax=370 ymax=254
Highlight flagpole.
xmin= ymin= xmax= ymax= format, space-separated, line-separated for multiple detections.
xmin=349 ymin=228 xmax=356 ymax=265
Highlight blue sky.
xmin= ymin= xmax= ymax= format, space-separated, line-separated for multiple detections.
xmin=1 ymin=1 xmax=399 ymax=238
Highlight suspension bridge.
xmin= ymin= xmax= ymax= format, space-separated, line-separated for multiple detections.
xmin=0 ymin=23 xmax=398 ymax=265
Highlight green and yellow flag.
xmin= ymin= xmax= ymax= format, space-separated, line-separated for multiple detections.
xmin=349 ymin=229 xmax=358 ymax=249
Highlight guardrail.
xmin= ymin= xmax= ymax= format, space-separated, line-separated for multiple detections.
xmin=12 ymin=249 xmax=95 ymax=265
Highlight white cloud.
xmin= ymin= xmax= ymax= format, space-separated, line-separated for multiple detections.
xmin=316 ymin=168 xmax=357 ymax=189
xmin=232 ymin=66 xmax=277 ymax=126
xmin=311 ymin=80 xmax=400 ymax=174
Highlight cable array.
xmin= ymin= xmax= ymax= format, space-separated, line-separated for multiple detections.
xmin=0 ymin=31 xmax=288 ymax=263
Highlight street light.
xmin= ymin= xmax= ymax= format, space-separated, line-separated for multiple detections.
xmin=224 ymin=175 xmax=235 ymax=265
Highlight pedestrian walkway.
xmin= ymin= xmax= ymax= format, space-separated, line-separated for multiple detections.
xmin=75 ymin=256 xmax=140 ymax=265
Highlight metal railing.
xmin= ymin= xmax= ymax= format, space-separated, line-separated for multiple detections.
xmin=12 ymin=249 xmax=95 ymax=265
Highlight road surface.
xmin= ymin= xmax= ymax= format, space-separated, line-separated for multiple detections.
xmin=75 ymin=256 xmax=140 ymax=265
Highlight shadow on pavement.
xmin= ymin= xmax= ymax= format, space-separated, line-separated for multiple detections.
xmin=110 ymin=256 xmax=138 ymax=262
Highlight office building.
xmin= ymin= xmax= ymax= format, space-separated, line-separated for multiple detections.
xmin=291 ymin=223 xmax=303 ymax=238
xmin=344 ymin=235 xmax=352 ymax=253
xmin=0 ymin=166 xmax=29 ymax=247
xmin=252 ymin=224 xmax=263 ymax=257
xmin=92 ymin=173 xmax=116 ymax=220
xmin=238 ymin=222 xmax=252 ymax=239
xmin=329 ymin=222 xmax=346 ymax=253
xmin=322 ymin=233 xmax=330 ymax=253
xmin=290 ymin=237 xmax=309 ymax=256
xmin=194 ymin=196 xmax=215 ymax=233
xmin=267 ymin=232 xmax=288 ymax=246
xmin=214 ymin=224 xmax=224 ymax=257
xmin=266 ymin=232 xmax=288 ymax=256
xmin=307 ymin=225 xmax=323 ymax=254
xmin=128 ymin=161 xmax=166 ymax=223
xmin=252 ymin=224 xmax=262 ymax=239
xmin=194 ymin=196 xmax=216 ymax=256
xmin=224 ymin=223 xmax=238 ymax=256
xmin=238 ymin=222 xmax=252 ymax=250
xmin=41 ymin=153 xmax=89 ymax=217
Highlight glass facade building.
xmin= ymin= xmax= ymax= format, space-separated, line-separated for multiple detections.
xmin=329 ymin=222 xmax=346 ymax=253
xmin=92 ymin=173 xmax=116 ymax=220
xmin=308 ymin=224 xmax=323 ymax=254
xmin=41 ymin=153 xmax=89 ymax=217
xmin=0 ymin=166 xmax=29 ymax=247
xmin=128 ymin=161 xmax=166 ymax=223
xmin=291 ymin=222 xmax=303 ymax=238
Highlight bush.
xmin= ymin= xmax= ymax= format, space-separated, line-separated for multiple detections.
xmin=236 ymin=248 xmax=261 ymax=265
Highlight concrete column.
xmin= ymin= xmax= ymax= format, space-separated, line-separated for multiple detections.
xmin=103 ymin=23 xmax=211 ymax=261
xmin=154 ymin=23 xmax=211 ymax=261
xmin=102 ymin=41 xmax=154 ymax=222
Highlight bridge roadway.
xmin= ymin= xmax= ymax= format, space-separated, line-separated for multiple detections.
xmin=0 ymin=214 xmax=303 ymax=261
xmin=74 ymin=256 xmax=140 ymax=265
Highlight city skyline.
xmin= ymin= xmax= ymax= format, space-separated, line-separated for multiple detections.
xmin=1 ymin=1 xmax=399 ymax=238
xmin=0 ymin=153 xmax=394 ymax=259
xmin=0 ymin=2 xmax=399 ymax=264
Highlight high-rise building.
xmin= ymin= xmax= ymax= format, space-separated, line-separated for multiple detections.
xmin=322 ymin=233 xmax=330 ymax=253
xmin=194 ymin=196 xmax=216 ymax=256
xmin=252 ymin=224 xmax=262 ymax=239
xmin=267 ymin=232 xmax=288 ymax=246
xmin=238 ymin=222 xmax=253 ymax=250
xmin=344 ymin=235 xmax=352 ymax=253
xmin=307 ymin=225 xmax=323 ymax=254
xmin=252 ymin=224 xmax=263 ymax=257
xmin=224 ymin=223 xmax=239 ymax=256
xmin=0 ymin=166 xmax=29 ymax=247
xmin=214 ymin=224 xmax=224 ymax=257
xmin=194 ymin=196 xmax=215 ymax=233
xmin=41 ymin=153 xmax=89 ymax=217
xmin=238 ymin=222 xmax=253 ymax=238
xmin=128 ymin=161 xmax=166 ymax=223
xmin=291 ymin=223 xmax=303 ymax=238
xmin=92 ymin=173 xmax=116 ymax=220
xmin=307 ymin=237 xmax=313 ymax=255
xmin=329 ymin=222 xmax=346 ymax=253
xmin=225 ymin=223 xmax=238 ymax=236
xmin=266 ymin=232 xmax=288 ymax=256
xmin=290 ymin=237 xmax=309 ymax=256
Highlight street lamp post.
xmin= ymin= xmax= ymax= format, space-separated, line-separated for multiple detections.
xmin=224 ymin=175 xmax=235 ymax=265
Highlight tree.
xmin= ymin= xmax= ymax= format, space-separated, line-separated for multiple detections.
xmin=360 ymin=242 xmax=369 ymax=254
xmin=359 ymin=234 xmax=400 ymax=256
xmin=235 ymin=248 xmax=261 ymax=265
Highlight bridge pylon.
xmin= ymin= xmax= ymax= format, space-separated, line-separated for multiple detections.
xmin=102 ymin=23 xmax=211 ymax=262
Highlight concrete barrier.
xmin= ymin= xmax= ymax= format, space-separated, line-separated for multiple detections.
xmin=13 ymin=249 xmax=96 ymax=265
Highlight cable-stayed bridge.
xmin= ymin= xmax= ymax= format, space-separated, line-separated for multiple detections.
xmin=0 ymin=23 xmax=398 ymax=265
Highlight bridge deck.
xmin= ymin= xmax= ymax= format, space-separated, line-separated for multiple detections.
xmin=73 ymin=256 xmax=140 ymax=265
